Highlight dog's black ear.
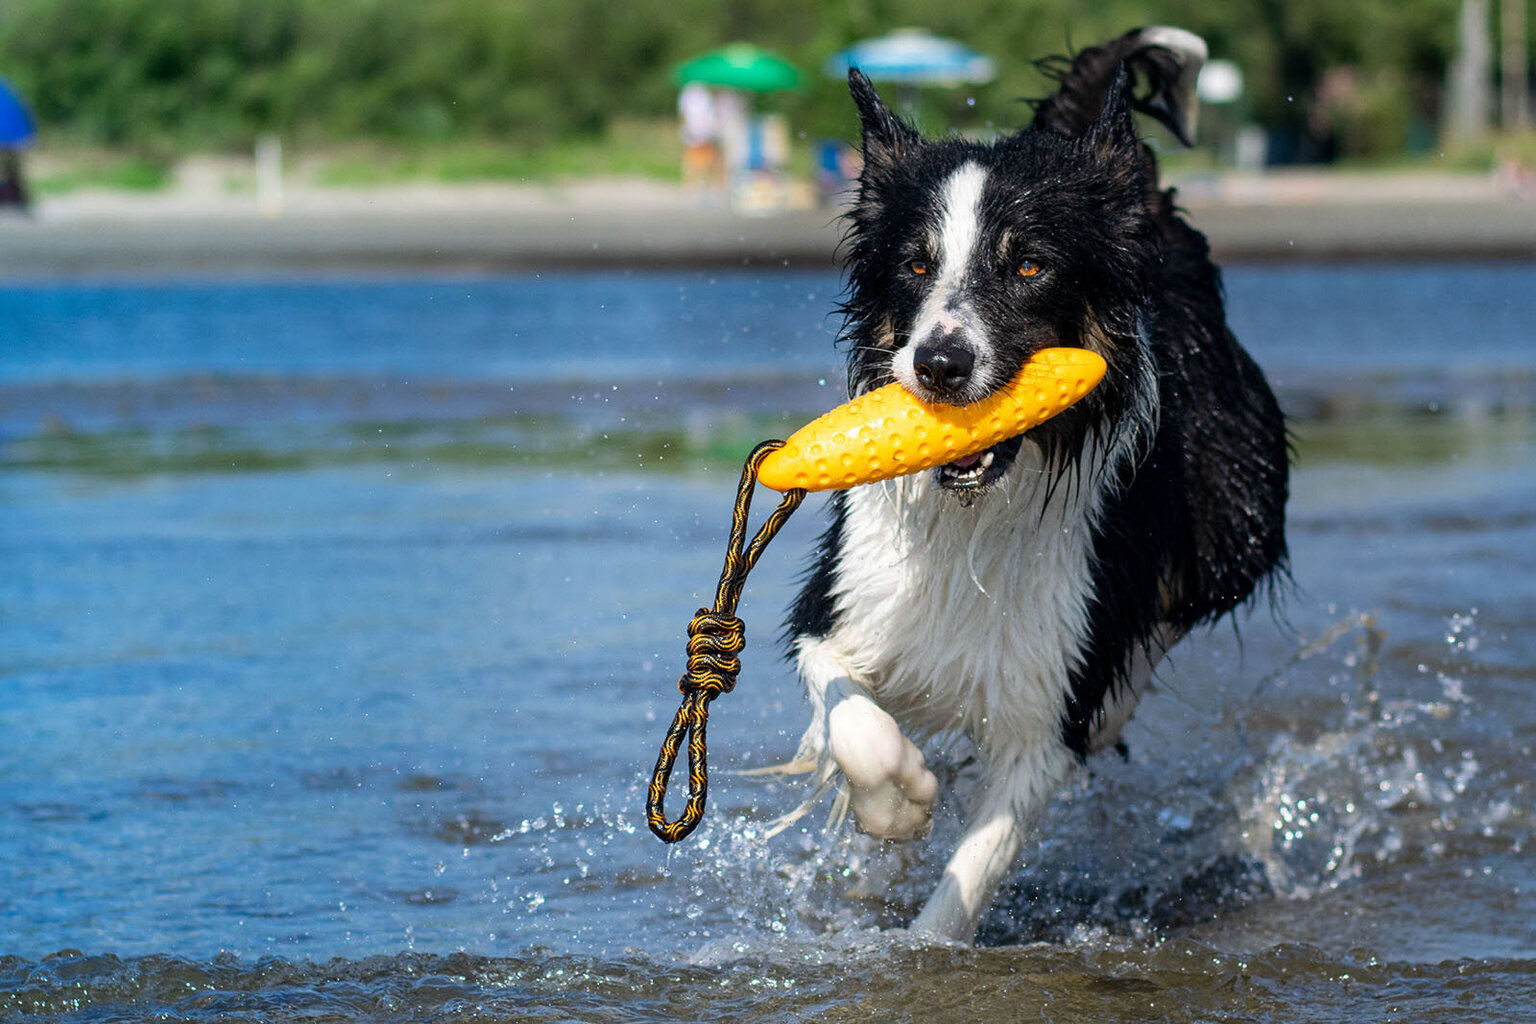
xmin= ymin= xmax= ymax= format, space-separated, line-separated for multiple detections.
xmin=1088 ymin=64 xmax=1142 ymax=161
xmin=849 ymin=69 xmax=920 ymax=173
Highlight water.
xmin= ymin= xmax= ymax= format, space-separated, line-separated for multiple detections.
xmin=2 ymin=267 xmax=1533 ymax=1020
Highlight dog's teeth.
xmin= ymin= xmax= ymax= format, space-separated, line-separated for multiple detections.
xmin=980 ymin=451 xmax=995 ymax=469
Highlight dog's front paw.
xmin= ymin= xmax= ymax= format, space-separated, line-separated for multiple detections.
xmin=828 ymin=694 xmax=937 ymax=841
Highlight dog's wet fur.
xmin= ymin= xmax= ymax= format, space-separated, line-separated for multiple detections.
xmin=779 ymin=27 xmax=1289 ymax=941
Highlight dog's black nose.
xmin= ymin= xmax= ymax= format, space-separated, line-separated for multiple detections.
xmin=912 ymin=342 xmax=975 ymax=396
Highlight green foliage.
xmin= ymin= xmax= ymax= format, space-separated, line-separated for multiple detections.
xmin=314 ymin=121 xmax=682 ymax=185
xmin=1437 ymin=128 xmax=1536 ymax=172
xmin=0 ymin=0 xmax=1497 ymax=163
xmin=32 ymin=153 xmax=172 ymax=194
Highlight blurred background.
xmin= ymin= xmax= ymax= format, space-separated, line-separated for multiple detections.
xmin=0 ymin=0 xmax=1532 ymax=211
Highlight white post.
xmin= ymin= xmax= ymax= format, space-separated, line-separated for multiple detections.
xmin=1448 ymin=0 xmax=1494 ymax=143
xmin=1502 ymin=0 xmax=1531 ymax=131
xmin=255 ymin=134 xmax=284 ymax=217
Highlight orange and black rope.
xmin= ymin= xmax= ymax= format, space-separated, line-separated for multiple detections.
xmin=646 ymin=440 xmax=806 ymax=843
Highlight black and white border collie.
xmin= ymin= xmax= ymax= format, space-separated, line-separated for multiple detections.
xmin=778 ymin=27 xmax=1289 ymax=942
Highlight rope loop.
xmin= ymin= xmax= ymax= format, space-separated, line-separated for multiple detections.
xmin=646 ymin=440 xmax=806 ymax=844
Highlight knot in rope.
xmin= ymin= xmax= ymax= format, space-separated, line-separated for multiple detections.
xmin=646 ymin=440 xmax=806 ymax=844
xmin=681 ymin=610 xmax=745 ymax=696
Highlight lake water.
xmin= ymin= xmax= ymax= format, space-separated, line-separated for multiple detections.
xmin=3 ymin=267 xmax=1534 ymax=1020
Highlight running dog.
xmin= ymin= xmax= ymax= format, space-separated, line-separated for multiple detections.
xmin=779 ymin=27 xmax=1289 ymax=942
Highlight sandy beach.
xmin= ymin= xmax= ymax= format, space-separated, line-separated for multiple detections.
xmin=4 ymin=169 xmax=1536 ymax=276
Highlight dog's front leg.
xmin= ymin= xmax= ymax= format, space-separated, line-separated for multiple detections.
xmin=909 ymin=744 xmax=1071 ymax=942
xmin=824 ymin=678 xmax=938 ymax=840
xmin=794 ymin=642 xmax=938 ymax=841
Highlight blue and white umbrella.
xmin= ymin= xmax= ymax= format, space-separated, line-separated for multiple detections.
xmin=0 ymin=80 xmax=36 ymax=147
xmin=825 ymin=28 xmax=995 ymax=86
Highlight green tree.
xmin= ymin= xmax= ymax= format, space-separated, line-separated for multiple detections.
xmin=0 ymin=0 xmax=1495 ymax=162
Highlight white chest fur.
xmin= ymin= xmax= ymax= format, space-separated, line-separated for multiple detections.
xmin=799 ymin=439 xmax=1115 ymax=757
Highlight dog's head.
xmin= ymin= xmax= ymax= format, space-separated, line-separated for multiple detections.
xmin=839 ymin=69 xmax=1159 ymax=492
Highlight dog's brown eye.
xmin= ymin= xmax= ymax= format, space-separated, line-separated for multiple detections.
xmin=908 ymin=260 xmax=929 ymax=276
xmin=1017 ymin=259 xmax=1042 ymax=278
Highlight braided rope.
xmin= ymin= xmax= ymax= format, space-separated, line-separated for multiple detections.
xmin=646 ymin=440 xmax=806 ymax=843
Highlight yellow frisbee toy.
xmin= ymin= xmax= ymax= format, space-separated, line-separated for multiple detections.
xmin=646 ymin=345 xmax=1107 ymax=843
xmin=757 ymin=347 xmax=1108 ymax=492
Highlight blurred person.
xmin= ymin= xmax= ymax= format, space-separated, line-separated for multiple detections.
xmin=678 ymin=82 xmax=721 ymax=191
xmin=758 ymin=112 xmax=789 ymax=172
xmin=0 ymin=149 xmax=28 ymax=212
xmin=714 ymin=88 xmax=749 ymax=188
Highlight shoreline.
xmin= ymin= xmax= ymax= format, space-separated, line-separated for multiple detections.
xmin=4 ymin=170 xmax=1536 ymax=277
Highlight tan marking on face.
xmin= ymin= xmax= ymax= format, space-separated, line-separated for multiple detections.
xmin=1079 ymin=315 xmax=1120 ymax=361
xmin=996 ymin=228 xmax=1014 ymax=261
xmin=923 ymin=228 xmax=941 ymax=262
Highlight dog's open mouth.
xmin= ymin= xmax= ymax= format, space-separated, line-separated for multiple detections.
xmin=936 ymin=434 xmax=1025 ymax=491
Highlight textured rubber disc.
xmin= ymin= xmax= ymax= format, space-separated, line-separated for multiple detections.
xmin=756 ymin=347 xmax=1108 ymax=493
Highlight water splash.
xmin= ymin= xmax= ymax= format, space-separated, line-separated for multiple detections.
xmin=655 ymin=609 xmax=1527 ymax=951
xmin=1233 ymin=611 xmax=1493 ymax=898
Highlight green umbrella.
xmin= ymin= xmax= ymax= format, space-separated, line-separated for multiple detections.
xmin=674 ymin=43 xmax=801 ymax=92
